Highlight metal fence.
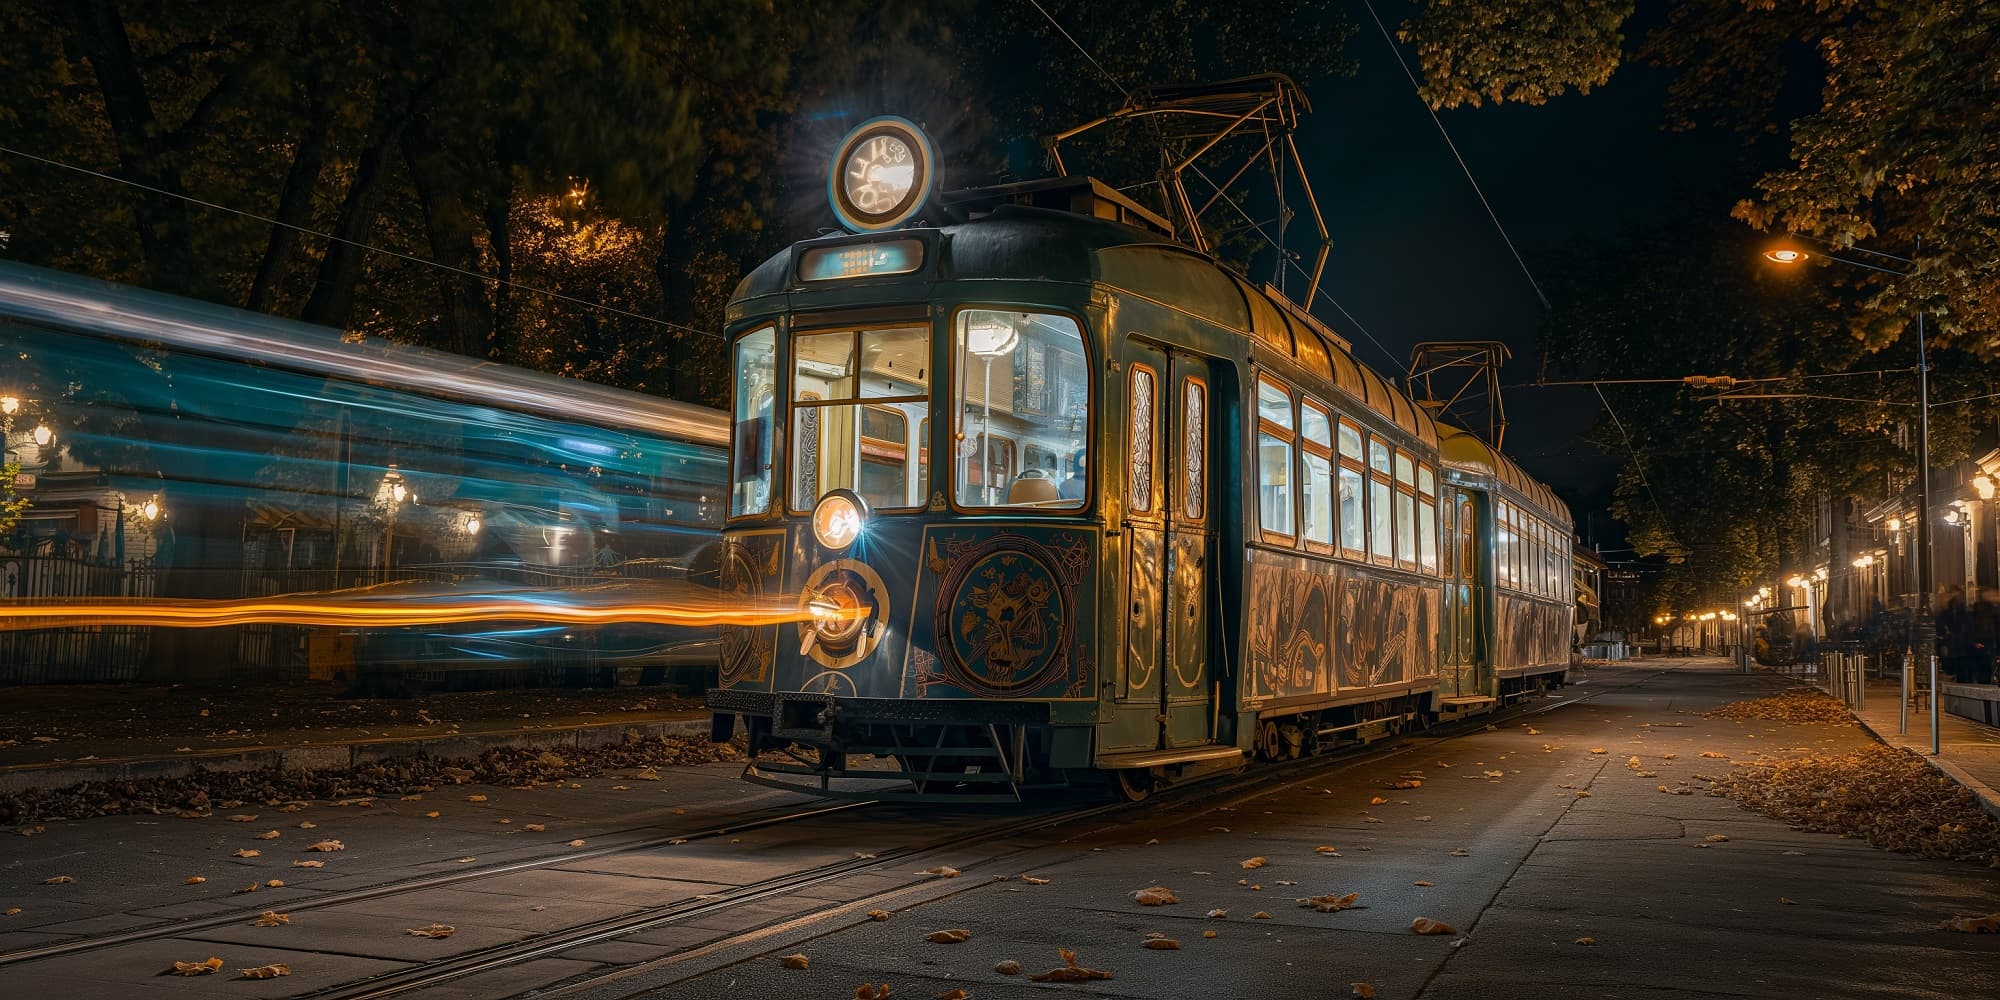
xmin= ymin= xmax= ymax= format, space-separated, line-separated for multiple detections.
xmin=0 ymin=554 xmax=156 ymax=682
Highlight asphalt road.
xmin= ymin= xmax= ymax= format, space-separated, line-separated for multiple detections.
xmin=5 ymin=660 xmax=1999 ymax=999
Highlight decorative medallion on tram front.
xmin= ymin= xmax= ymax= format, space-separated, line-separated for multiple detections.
xmin=919 ymin=530 xmax=1092 ymax=698
xmin=718 ymin=534 xmax=782 ymax=687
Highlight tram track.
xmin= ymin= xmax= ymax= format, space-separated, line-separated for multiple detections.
xmin=322 ymin=683 xmax=1635 ymax=1000
xmin=0 ymin=797 xmax=876 ymax=968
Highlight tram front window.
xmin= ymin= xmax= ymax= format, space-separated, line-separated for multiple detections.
xmin=789 ymin=325 xmax=930 ymax=512
xmin=730 ymin=326 xmax=776 ymax=516
xmin=953 ymin=310 xmax=1089 ymax=509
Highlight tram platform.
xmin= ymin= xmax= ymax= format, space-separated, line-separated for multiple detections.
xmin=0 ymin=683 xmax=709 ymax=793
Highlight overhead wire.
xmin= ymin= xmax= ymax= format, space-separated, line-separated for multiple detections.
xmin=1591 ymin=381 xmax=1689 ymax=555
xmin=1360 ymin=0 xmax=1550 ymax=312
xmin=0 ymin=143 xmax=723 ymax=341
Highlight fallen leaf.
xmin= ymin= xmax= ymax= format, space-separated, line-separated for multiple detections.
xmin=1352 ymin=984 xmax=1377 ymax=999
xmin=43 ymin=875 xmax=74 ymax=885
xmin=1315 ymin=845 xmax=1339 ymax=855
xmin=1131 ymin=886 xmax=1179 ymax=906
xmin=1144 ymin=837 xmax=1160 ymax=845
xmin=1704 ymin=834 xmax=1729 ymax=843
xmin=1027 ymin=947 xmax=1113 ymax=983
xmin=1450 ymin=848 xmax=1470 ymax=857
xmin=233 ymin=883 xmax=260 ymax=895
xmin=1019 ymin=875 xmax=1050 ymax=885
xmin=1363 ymin=816 xmax=1384 ymax=824
xmin=568 ymin=839 xmax=587 ymax=847
xmin=1393 ymin=779 xmax=1422 ymax=789
xmin=1588 ymin=748 xmax=1607 ymax=755
xmin=297 ymin=821 xmax=317 ymax=829
xmin=633 ymin=768 xmax=661 ymax=781
xmin=1661 ymin=753 xmax=1679 ymax=760
xmin=1525 ymin=727 xmax=1541 ymax=736
xmin=1203 ymin=929 xmax=1218 ymax=939
xmin=425 ymin=812 xmax=441 ymax=820
xmin=1574 ymin=937 xmax=1597 ymax=945
xmin=456 ymin=857 xmax=476 ymax=864
xmin=1575 ymin=791 xmax=1592 ymax=798
xmin=305 ymin=840 xmax=343 ymax=852
xmin=1781 ymin=850 xmax=1807 ymax=856
xmin=1483 ymin=770 xmax=1504 ymax=778
xmin=778 ymin=954 xmax=810 ymax=970
xmin=2 ymin=908 xmax=18 ymax=916
xmin=936 ymin=991 xmax=968 ymax=1000
xmin=855 ymin=984 xmax=892 ymax=1000
xmin=1940 ymin=913 xmax=2000 ymax=933
xmin=1240 ymin=857 xmax=1267 ymax=870
xmin=919 ymin=866 xmax=960 ymax=878
xmin=1207 ymin=908 xmax=1227 ymax=918
xmin=1780 ymin=897 xmax=1798 ymax=905
xmin=1413 ymin=880 xmax=1435 ymax=886
xmin=523 ymin=824 xmax=546 ymax=832
xmin=1369 ymin=796 xmax=1388 ymax=806
xmin=867 ymin=909 xmax=892 ymax=921
xmin=265 ymin=879 xmax=284 ymax=888
xmin=184 ymin=876 xmax=207 ymax=885
xmin=407 ymin=923 xmax=456 ymax=938
xmin=467 ymin=794 xmax=488 ymax=802
xmin=254 ymin=830 xmax=280 ymax=840
xmin=162 ymin=957 xmax=224 ymax=977
xmin=925 ymin=928 xmax=972 ymax=944
xmin=1411 ymin=917 xmax=1458 ymax=935
xmin=1143 ymin=938 xmax=1180 ymax=949
xmin=292 ymin=860 xmax=323 ymax=869
xmin=995 ymin=960 xmax=1023 ymax=975
xmin=236 ymin=963 xmax=290 ymax=980
xmin=1251 ymin=910 xmax=1272 ymax=919
xmin=1209 ymin=825 xmax=1231 ymax=833
xmin=253 ymin=911 xmax=289 ymax=927
xmin=1301 ymin=892 xmax=1359 ymax=913
xmin=227 ymin=814 xmax=258 ymax=823
xmin=1700 ymin=752 xmax=1728 ymax=759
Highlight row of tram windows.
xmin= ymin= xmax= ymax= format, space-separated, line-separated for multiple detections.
xmin=726 ymin=310 xmax=1092 ymax=518
xmin=1496 ymin=498 xmax=1571 ymax=600
xmin=1249 ymin=375 xmax=1438 ymax=575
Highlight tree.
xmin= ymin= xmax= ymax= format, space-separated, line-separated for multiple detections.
xmin=1402 ymin=0 xmax=2000 ymax=354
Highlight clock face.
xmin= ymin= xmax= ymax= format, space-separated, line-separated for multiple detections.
xmin=829 ymin=118 xmax=932 ymax=231
xmin=843 ymin=135 xmax=916 ymax=216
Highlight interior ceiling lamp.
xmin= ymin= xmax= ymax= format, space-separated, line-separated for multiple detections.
xmin=828 ymin=116 xmax=935 ymax=233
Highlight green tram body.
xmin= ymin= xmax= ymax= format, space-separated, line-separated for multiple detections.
xmin=707 ymin=188 xmax=1573 ymax=798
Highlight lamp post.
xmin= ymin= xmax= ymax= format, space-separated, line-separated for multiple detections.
xmin=1763 ymin=235 xmax=1938 ymax=754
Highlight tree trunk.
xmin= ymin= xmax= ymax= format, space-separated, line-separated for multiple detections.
xmin=247 ymin=88 xmax=335 ymax=313
xmin=61 ymin=0 xmax=199 ymax=294
xmin=401 ymin=114 xmax=494 ymax=357
xmin=300 ymin=105 xmax=405 ymax=329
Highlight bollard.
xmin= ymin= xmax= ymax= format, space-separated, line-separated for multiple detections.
xmin=1854 ymin=654 xmax=1865 ymax=712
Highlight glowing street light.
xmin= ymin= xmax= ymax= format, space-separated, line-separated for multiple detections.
xmin=30 ymin=424 xmax=52 ymax=447
xmin=0 ymin=395 xmax=18 ymax=416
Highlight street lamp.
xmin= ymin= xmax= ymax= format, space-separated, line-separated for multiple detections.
xmin=1763 ymin=234 xmax=1938 ymax=753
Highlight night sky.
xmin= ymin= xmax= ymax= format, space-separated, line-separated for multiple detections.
xmin=1301 ymin=0 xmax=1745 ymax=540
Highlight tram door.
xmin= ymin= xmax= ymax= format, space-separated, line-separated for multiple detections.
xmin=1113 ymin=342 xmax=1215 ymax=752
xmin=1442 ymin=490 xmax=1482 ymax=696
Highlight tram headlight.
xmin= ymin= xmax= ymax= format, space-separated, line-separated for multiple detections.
xmin=810 ymin=490 xmax=868 ymax=551
xmin=828 ymin=116 xmax=934 ymax=233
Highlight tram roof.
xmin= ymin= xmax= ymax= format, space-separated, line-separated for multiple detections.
xmin=737 ymin=201 xmax=1438 ymax=447
xmin=1436 ymin=422 xmax=1569 ymax=523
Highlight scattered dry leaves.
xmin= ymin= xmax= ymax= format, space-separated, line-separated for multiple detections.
xmin=227 ymin=814 xmax=258 ymax=823
xmin=523 ymin=823 xmax=545 ymax=832
xmin=1301 ymin=892 xmax=1359 ymax=913
xmin=778 ymin=953 xmax=810 ymax=969
xmin=1940 ymin=913 xmax=2000 ymax=933
xmin=924 ymin=928 xmax=971 ymax=944
xmin=233 ymin=849 xmax=260 ymax=858
xmin=1410 ymin=917 xmax=1457 ymax=935
xmin=162 ymin=957 xmax=224 ymax=977
xmin=1709 ymin=689 xmax=1852 ymax=724
xmin=1239 ymin=857 xmax=1267 ymax=870
xmin=867 ymin=909 xmax=892 ymax=921
xmin=1352 ymin=984 xmax=1377 ymax=999
xmin=855 ymin=984 xmax=892 ymax=1000
xmin=1027 ymin=947 xmax=1113 ymax=982
xmin=1131 ymin=886 xmax=1179 ymax=906
xmin=253 ymin=911 xmax=289 ymax=927
xmin=407 ymin=923 xmax=456 ymax=938
xmin=253 ymin=830 xmax=280 ymax=840
xmin=292 ymin=860 xmax=323 ymax=869
xmin=236 ymin=963 xmax=290 ymax=979
xmin=305 ymin=840 xmax=343 ymax=852
xmin=568 ymin=839 xmax=586 ymax=847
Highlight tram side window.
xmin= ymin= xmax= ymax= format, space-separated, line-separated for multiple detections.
xmin=790 ymin=325 xmax=930 ymax=512
xmin=1130 ymin=366 xmax=1156 ymax=513
xmin=1300 ymin=400 xmax=1334 ymax=547
xmin=954 ymin=310 xmax=1088 ymax=509
xmin=1417 ymin=463 xmax=1438 ymax=574
xmin=1496 ymin=501 xmax=1513 ymax=589
xmin=1393 ymin=451 xmax=1417 ymax=570
xmin=1256 ymin=378 xmax=1295 ymax=539
xmin=730 ymin=326 xmax=777 ymax=517
xmin=1368 ymin=436 xmax=1393 ymax=563
xmin=1337 ymin=420 xmax=1366 ymax=558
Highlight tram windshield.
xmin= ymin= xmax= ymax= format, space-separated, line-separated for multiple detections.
xmin=953 ymin=310 xmax=1089 ymax=509
xmin=788 ymin=324 xmax=931 ymax=512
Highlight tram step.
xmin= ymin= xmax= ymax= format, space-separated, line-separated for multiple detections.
xmin=1439 ymin=695 xmax=1498 ymax=708
xmin=1095 ymin=744 xmax=1246 ymax=770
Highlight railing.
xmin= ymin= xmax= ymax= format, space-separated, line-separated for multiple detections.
xmin=0 ymin=553 xmax=157 ymax=682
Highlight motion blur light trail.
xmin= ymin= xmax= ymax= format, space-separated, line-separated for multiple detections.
xmin=0 ymin=581 xmax=839 ymax=631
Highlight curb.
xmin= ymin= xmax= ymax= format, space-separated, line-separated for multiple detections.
xmin=0 ymin=715 xmax=712 ymax=795
xmin=1847 ymin=708 xmax=2000 ymax=821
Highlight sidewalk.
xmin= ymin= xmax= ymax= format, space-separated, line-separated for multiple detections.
xmin=1853 ymin=674 xmax=2000 ymax=818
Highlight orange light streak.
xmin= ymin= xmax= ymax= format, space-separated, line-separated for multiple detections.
xmin=0 ymin=581 xmax=847 ymax=632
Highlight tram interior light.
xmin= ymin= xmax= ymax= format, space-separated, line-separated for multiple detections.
xmin=965 ymin=316 xmax=1020 ymax=357
xmin=1787 ymin=575 xmax=1805 ymax=588
xmin=1976 ymin=474 xmax=1997 ymax=500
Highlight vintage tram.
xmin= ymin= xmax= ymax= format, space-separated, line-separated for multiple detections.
xmin=706 ymin=118 xmax=1572 ymax=799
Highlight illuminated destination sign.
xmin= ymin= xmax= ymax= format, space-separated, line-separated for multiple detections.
xmin=799 ymin=239 xmax=924 ymax=282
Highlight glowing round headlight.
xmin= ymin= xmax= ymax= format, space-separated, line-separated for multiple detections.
xmin=828 ymin=117 xmax=934 ymax=232
xmin=811 ymin=490 xmax=868 ymax=551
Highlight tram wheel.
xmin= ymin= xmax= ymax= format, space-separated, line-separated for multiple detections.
xmin=1114 ymin=768 xmax=1153 ymax=802
xmin=1258 ymin=720 xmax=1282 ymax=761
